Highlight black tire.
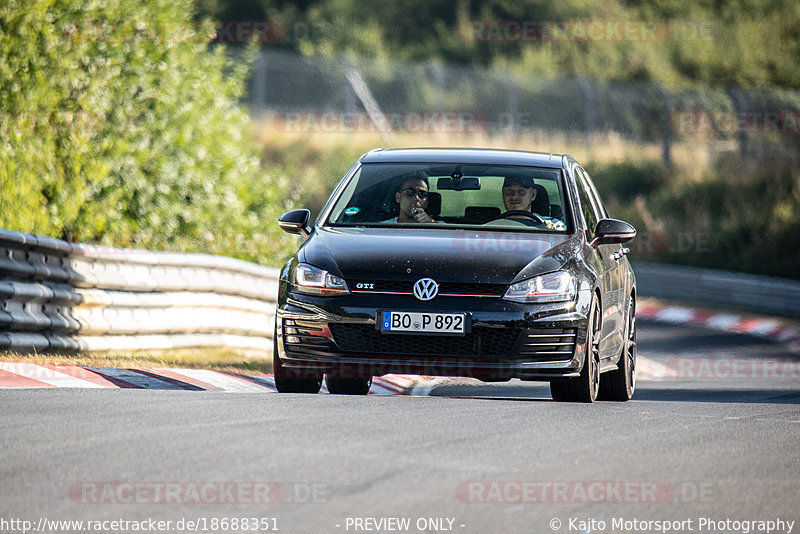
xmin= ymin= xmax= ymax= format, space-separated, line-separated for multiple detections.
xmin=273 ymin=331 xmax=322 ymax=394
xmin=599 ymin=295 xmax=636 ymax=401
xmin=551 ymin=294 xmax=601 ymax=403
xmin=325 ymin=374 xmax=372 ymax=395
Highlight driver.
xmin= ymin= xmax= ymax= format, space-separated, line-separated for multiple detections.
xmin=382 ymin=171 xmax=439 ymax=224
xmin=501 ymin=176 xmax=566 ymax=230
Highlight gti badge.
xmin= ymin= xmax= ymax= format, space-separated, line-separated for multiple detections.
xmin=413 ymin=278 xmax=439 ymax=301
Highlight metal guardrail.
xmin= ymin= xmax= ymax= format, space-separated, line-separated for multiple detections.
xmin=0 ymin=229 xmax=279 ymax=354
xmin=632 ymin=262 xmax=800 ymax=318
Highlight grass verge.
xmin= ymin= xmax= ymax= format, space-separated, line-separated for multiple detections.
xmin=0 ymin=348 xmax=273 ymax=375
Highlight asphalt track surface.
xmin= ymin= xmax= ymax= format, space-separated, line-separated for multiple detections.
xmin=2 ymin=320 xmax=799 ymax=534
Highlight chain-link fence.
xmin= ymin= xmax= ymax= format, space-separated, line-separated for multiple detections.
xmin=249 ymin=50 xmax=800 ymax=164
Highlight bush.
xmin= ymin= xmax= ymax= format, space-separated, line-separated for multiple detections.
xmin=590 ymin=160 xmax=670 ymax=201
xmin=0 ymin=0 xmax=297 ymax=265
xmin=591 ymin=156 xmax=800 ymax=279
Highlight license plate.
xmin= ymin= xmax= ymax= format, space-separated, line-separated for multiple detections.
xmin=379 ymin=311 xmax=467 ymax=335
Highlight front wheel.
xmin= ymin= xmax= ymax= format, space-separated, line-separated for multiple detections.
xmin=598 ymin=295 xmax=636 ymax=401
xmin=325 ymin=374 xmax=372 ymax=395
xmin=273 ymin=334 xmax=322 ymax=394
xmin=551 ymin=294 xmax=601 ymax=403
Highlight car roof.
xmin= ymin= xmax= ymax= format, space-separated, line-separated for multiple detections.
xmin=360 ymin=148 xmax=568 ymax=168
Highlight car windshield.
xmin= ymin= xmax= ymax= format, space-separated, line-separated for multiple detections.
xmin=326 ymin=163 xmax=571 ymax=232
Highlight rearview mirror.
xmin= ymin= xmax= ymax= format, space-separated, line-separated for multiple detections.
xmin=589 ymin=218 xmax=636 ymax=247
xmin=437 ymin=176 xmax=480 ymax=191
xmin=278 ymin=209 xmax=311 ymax=238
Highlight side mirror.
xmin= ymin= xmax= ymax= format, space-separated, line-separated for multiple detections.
xmin=278 ymin=209 xmax=312 ymax=238
xmin=589 ymin=218 xmax=636 ymax=247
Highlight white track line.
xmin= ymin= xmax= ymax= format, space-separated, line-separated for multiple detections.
xmin=657 ymin=307 xmax=697 ymax=323
xmin=0 ymin=362 xmax=105 ymax=388
xmin=157 ymin=368 xmax=272 ymax=392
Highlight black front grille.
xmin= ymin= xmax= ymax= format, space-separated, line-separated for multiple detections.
xmin=329 ymin=324 xmax=521 ymax=357
xmin=349 ymin=280 xmax=505 ymax=297
xmin=518 ymin=328 xmax=577 ymax=361
xmin=439 ymin=282 xmax=506 ymax=296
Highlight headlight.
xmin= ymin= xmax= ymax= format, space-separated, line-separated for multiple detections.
xmin=291 ymin=263 xmax=350 ymax=296
xmin=503 ymin=271 xmax=577 ymax=303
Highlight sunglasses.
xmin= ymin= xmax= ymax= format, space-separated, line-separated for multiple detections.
xmin=401 ymin=188 xmax=429 ymax=199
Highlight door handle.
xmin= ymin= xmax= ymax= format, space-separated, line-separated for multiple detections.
xmin=611 ymin=248 xmax=629 ymax=261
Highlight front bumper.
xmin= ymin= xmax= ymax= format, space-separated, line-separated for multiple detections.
xmin=276 ymin=289 xmax=593 ymax=381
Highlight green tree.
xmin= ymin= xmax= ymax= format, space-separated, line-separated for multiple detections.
xmin=0 ymin=0 xmax=296 ymax=265
xmin=193 ymin=0 xmax=800 ymax=90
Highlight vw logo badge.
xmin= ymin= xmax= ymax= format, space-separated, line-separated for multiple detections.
xmin=413 ymin=278 xmax=439 ymax=301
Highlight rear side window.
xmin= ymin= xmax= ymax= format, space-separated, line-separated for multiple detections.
xmin=575 ymin=168 xmax=600 ymax=238
xmin=579 ymin=167 xmax=608 ymax=219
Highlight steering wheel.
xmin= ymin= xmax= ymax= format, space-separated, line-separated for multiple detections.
xmin=493 ymin=210 xmax=545 ymax=224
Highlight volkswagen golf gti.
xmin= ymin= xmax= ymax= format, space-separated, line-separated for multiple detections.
xmin=275 ymin=148 xmax=637 ymax=402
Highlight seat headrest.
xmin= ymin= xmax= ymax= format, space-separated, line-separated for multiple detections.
xmin=531 ymin=184 xmax=550 ymax=216
xmin=426 ymin=192 xmax=442 ymax=218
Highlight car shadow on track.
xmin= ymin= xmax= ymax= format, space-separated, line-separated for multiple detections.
xmin=630 ymin=385 xmax=800 ymax=404
xmin=422 ymin=381 xmax=562 ymax=401
xmin=422 ymin=380 xmax=800 ymax=405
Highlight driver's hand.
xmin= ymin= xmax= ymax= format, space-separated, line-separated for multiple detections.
xmin=542 ymin=219 xmax=557 ymax=230
xmin=413 ymin=210 xmax=433 ymax=223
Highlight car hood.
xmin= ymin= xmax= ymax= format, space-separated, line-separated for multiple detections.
xmin=301 ymin=227 xmax=580 ymax=285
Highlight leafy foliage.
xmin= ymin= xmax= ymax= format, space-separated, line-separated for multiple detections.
xmin=592 ymin=156 xmax=800 ymax=279
xmin=195 ymin=0 xmax=800 ymax=90
xmin=0 ymin=0 xmax=298 ymax=265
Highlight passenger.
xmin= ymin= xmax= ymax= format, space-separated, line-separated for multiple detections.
xmin=501 ymin=176 xmax=566 ymax=230
xmin=383 ymin=171 xmax=437 ymax=223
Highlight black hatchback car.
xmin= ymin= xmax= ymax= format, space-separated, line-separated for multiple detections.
xmin=275 ymin=148 xmax=637 ymax=402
